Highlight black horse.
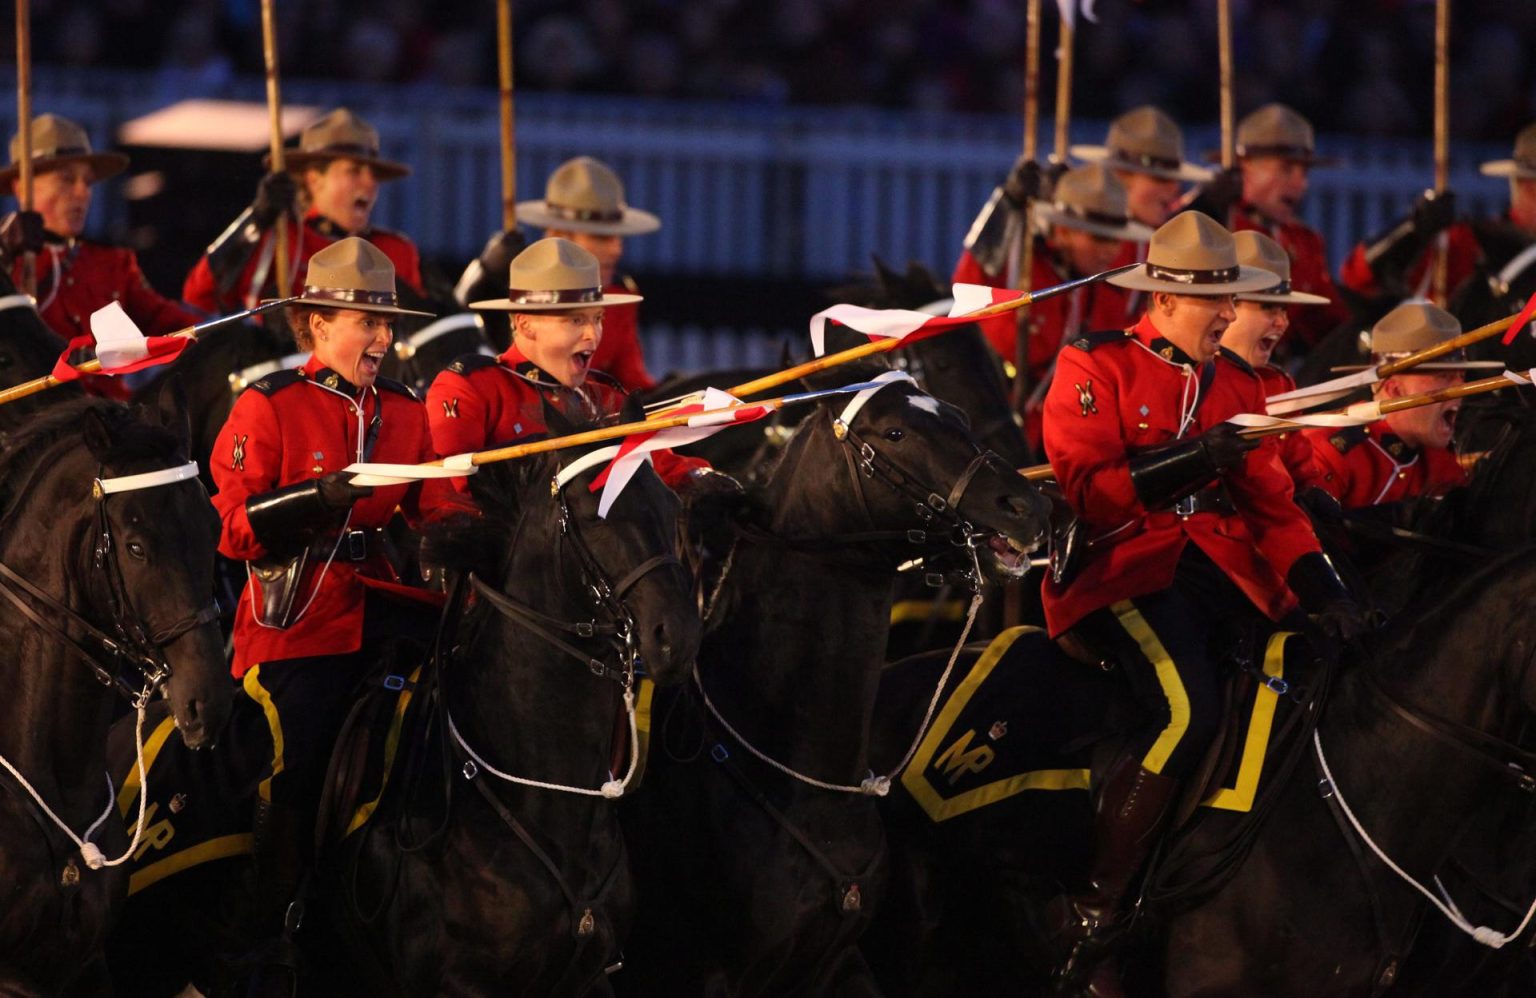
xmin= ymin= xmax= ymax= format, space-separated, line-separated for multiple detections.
xmin=0 ymin=269 xmax=76 ymax=438
xmin=317 ymin=427 xmax=702 ymax=996
xmin=0 ymin=387 xmax=233 ymax=995
xmin=617 ymin=365 xmax=1050 ymax=996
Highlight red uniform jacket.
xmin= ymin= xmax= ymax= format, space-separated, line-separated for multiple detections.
xmin=1300 ymin=419 xmax=1468 ymax=509
xmin=1338 ymin=221 xmax=1482 ymax=306
xmin=953 ymin=240 xmax=1132 ymax=448
xmin=1227 ymin=203 xmax=1351 ymax=348
xmin=592 ymin=288 xmax=655 ymax=391
xmin=212 ymin=355 xmax=451 ymax=677
xmin=1255 ymin=364 xmax=1328 ymax=489
xmin=425 ymin=342 xmax=706 ymax=491
xmin=1041 ymin=315 xmax=1322 ymax=636
xmin=15 ymin=238 xmax=202 ymax=339
xmin=183 ymin=208 xmax=423 ymax=313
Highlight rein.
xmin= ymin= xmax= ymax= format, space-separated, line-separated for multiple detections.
xmin=0 ymin=459 xmax=214 ymax=872
xmin=695 ymin=373 xmax=1012 ymax=797
xmin=446 ymin=464 xmax=680 ymax=800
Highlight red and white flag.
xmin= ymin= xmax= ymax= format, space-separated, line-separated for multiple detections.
xmin=808 ymin=283 xmax=1029 ymax=356
xmin=589 ymin=388 xmax=770 ymax=517
xmin=51 ymin=301 xmax=189 ymax=382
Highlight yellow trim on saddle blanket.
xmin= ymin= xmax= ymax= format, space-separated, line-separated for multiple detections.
xmin=890 ymin=599 xmax=970 ymax=627
xmin=901 ymin=625 xmax=1091 ymax=822
xmin=115 ymin=713 xmax=180 ymax=817
xmin=1201 ymin=631 xmax=1291 ymax=813
xmin=128 ymin=833 xmax=254 ymax=896
xmin=632 ymin=677 xmax=656 ymax=785
xmin=345 ymin=664 xmax=425 ymax=837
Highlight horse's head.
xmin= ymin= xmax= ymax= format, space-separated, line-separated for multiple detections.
xmin=781 ymin=364 xmax=1050 ymax=580
xmin=0 ymin=380 xmax=231 ymax=746
xmin=0 ymin=269 xmax=75 ymax=435
xmin=382 ymin=312 xmax=494 ymax=398
xmin=449 ymin=411 xmax=701 ymax=689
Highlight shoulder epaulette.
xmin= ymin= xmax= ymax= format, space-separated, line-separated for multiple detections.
xmin=247 ymin=369 xmax=305 ymax=396
xmin=1327 ymin=425 xmax=1368 ymax=454
xmin=444 ymin=354 xmax=501 ymax=377
xmin=1069 ymin=329 xmax=1133 ymax=353
xmin=375 ymin=376 xmax=419 ymax=401
xmin=1216 ymin=346 xmax=1255 ymax=375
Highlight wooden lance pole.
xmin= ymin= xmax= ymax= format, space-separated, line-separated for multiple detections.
xmin=260 ymin=0 xmax=292 ymax=297
xmin=497 ymin=0 xmax=518 ymax=232
xmin=1011 ymin=0 xmax=1043 ymax=419
xmin=1431 ymin=0 xmax=1451 ymax=305
xmin=14 ymin=0 xmax=34 ymax=297
xmin=1218 ymin=0 xmax=1235 ymax=171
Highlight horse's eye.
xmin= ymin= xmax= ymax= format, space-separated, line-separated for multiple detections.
xmin=127 ymin=542 xmax=147 ymax=560
xmin=883 ymin=428 xmax=905 ymax=442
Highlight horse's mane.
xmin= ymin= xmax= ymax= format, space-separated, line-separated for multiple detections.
xmin=1376 ymin=549 xmax=1536 ymax=669
xmin=421 ymin=436 xmax=566 ymax=579
xmin=0 ymin=396 xmax=183 ymax=518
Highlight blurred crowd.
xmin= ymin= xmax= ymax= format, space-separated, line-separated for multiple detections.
xmin=10 ymin=0 xmax=1536 ymax=140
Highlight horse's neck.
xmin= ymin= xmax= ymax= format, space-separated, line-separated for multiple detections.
xmin=0 ymin=539 xmax=115 ymax=822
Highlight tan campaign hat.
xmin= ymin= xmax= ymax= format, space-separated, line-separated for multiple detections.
xmin=470 ymin=237 xmax=644 ymax=312
xmin=1031 ymin=164 xmax=1154 ymax=243
xmin=516 ymin=156 xmax=661 ymax=236
xmin=1225 ymin=103 xmax=1337 ymax=166
xmin=276 ymin=108 xmax=410 ymax=180
xmin=0 ymin=113 xmax=129 ymax=187
xmin=1333 ymin=301 xmax=1501 ymax=372
xmin=1233 ymin=231 xmax=1330 ymax=305
xmin=1479 ymin=122 xmax=1536 ymax=179
xmin=1070 ymin=106 xmax=1213 ymax=183
xmin=1107 ymin=211 xmax=1277 ymax=295
xmin=267 ymin=237 xmax=433 ymax=316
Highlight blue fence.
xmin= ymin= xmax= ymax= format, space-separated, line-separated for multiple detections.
xmin=3 ymin=68 xmax=1514 ymax=373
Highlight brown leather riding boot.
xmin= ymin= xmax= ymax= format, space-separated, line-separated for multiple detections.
xmin=1046 ymin=755 xmax=1179 ymax=997
xmin=242 ymin=799 xmax=310 ymax=998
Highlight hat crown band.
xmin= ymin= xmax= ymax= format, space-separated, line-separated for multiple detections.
xmin=304 ymin=286 xmax=398 ymax=306
xmin=1108 ymin=145 xmax=1181 ymax=171
xmin=304 ymin=140 xmax=381 ymax=159
xmin=508 ymin=286 xmax=604 ymax=306
xmin=1055 ymin=201 xmax=1131 ymax=228
xmin=1145 ymin=262 xmax=1240 ymax=285
xmin=545 ymin=202 xmax=626 ymax=224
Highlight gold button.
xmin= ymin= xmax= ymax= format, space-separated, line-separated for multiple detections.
xmin=1137 ymin=422 xmax=1149 ymax=430
xmin=1397 ymin=472 xmax=1406 ymax=479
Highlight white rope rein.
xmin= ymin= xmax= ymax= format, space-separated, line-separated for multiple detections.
xmin=447 ymin=688 xmax=639 ymax=799
xmin=1314 ymin=729 xmax=1536 ymax=948
xmin=694 ymin=589 xmax=983 ymax=796
xmin=0 ymin=704 xmax=149 ymax=870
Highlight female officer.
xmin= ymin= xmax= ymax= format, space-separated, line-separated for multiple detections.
xmin=210 ymin=236 xmax=443 ymax=990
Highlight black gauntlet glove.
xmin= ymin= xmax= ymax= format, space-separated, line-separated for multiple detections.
xmin=1411 ymin=188 xmax=1457 ymax=238
xmin=1201 ymin=166 xmax=1245 ymax=220
xmin=1002 ymin=156 xmax=1066 ymax=208
xmin=250 ymin=171 xmax=299 ymax=230
xmin=1128 ymin=424 xmax=1258 ymax=510
xmin=246 ymin=472 xmax=375 ymax=557
xmin=1286 ymin=551 xmax=1368 ymax=644
xmin=0 ymin=210 xmax=45 ymax=267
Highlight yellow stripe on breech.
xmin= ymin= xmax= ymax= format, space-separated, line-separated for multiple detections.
xmin=1110 ymin=600 xmax=1190 ymax=776
xmin=243 ymin=665 xmax=286 ymax=804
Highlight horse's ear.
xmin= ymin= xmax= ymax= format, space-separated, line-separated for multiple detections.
xmin=154 ymin=373 xmax=192 ymax=455
xmin=81 ymin=405 xmax=119 ymax=459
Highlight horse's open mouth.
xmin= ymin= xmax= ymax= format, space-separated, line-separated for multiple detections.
xmin=983 ymin=532 xmax=1038 ymax=581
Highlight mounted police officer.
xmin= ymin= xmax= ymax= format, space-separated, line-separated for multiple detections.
xmin=1219 ymin=230 xmax=1331 ymax=486
xmin=455 ymin=156 xmax=662 ymax=390
xmin=1301 ymin=302 xmax=1496 ymax=509
xmin=1040 ymin=211 xmax=1366 ymax=995
xmin=0 ymin=114 xmax=201 ymax=391
xmin=183 ymin=108 xmax=426 ymax=315
xmin=1200 ymin=104 xmax=1352 ymax=350
xmin=210 ymin=237 xmax=446 ymax=994
xmin=429 ymin=237 xmax=732 ymax=500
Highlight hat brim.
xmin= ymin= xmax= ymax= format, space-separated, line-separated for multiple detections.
xmin=0 ymin=151 xmax=130 ymax=189
xmin=1109 ymin=264 xmax=1278 ymax=295
xmin=1032 ymin=202 xmax=1154 ymax=243
xmin=516 ymin=201 xmax=661 ymax=236
xmin=1237 ymin=288 xmax=1332 ymax=306
xmin=261 ymin=295 xmax=434 ymax=318
xmin=277 ymin=151 xmax=411 ymax=181
xmin=1480 ymin=160 xmax=1536 ymax=179
xmin=1069 ymin=145 xmax=1213 ymax=183
xmin=1330 ymin=360 xmax=1505 ymax=373
xmin=470 ymin=291 xmax=644 ymax=312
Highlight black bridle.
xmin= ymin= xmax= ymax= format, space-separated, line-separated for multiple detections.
xmin=468 ymin=467 xmax=682 ymax=684
xmin=0 ymin=465 xmax=218 ymax=708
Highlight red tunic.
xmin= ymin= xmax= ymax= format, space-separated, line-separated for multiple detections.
xmin=1337 ymin=221 xmax=1483 ymax=305
xmin=1254 ymin=365 xmax=1328 ymax=490
xmin=591 ymin=290 xmax=655 ymax=392
xmin=424 ymin=342 xmax=705 ymax=491
xmin=1040 ymin=315 xmax=1322 ymax=636
xmin=183 ymin=208 xmax=423 ymax=313
xmin=1300 ymin=419 xmax=1468 ymax=509
xmin=212 ymin=355 xmax=450 ymax=677
xmin=1226 ymin=203 xmax=1351 ymax=348
xmin=953 ymin=240 xmax=1133 ymax=447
